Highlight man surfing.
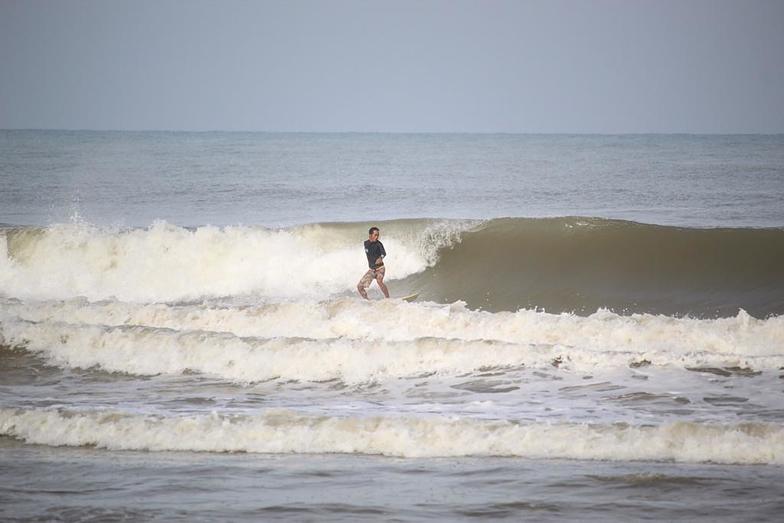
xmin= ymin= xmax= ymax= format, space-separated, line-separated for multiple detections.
xmin=357 ymin=226 xmax=390 ymax=299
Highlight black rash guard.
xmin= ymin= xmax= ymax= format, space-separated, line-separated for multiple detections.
xmin=364 ymin=240 xmax=386 ymax=269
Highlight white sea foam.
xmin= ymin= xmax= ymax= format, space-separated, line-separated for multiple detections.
xmin=1 ymin=307 xmax=782 ymax=382
xmin=0 ymin=220 xmax=472 ymax=302
xmin=1 ymin=407 xmax=781 ymax=464
xmin=3 ymin=297 xmax=782 ymax=355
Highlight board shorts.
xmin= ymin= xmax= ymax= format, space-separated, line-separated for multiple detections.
xmin=358 ymin=266 xmax=385 ymax=289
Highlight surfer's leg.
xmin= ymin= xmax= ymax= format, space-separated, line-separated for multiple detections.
xmin=374 ymin=266 xmax=389 ymax=298
xmin=357 ymin=269 xmax=374 ymax=299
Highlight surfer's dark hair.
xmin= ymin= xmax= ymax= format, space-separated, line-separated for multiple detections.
xmin=369 ymin=227 xmax=379 ymax=235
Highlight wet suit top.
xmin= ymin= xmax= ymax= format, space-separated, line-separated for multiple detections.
xmin=364 ymin=240 xmax=386 ymax=269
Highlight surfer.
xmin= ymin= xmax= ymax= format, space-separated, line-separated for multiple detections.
xmin=357 ymin=226 xmax=390 ymax=299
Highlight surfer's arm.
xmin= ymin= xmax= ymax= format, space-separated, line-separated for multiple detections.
xmin=375 ymin=242 xmax=386 ymax=266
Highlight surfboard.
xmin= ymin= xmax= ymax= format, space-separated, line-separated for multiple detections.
xmin=400 ymin=293 xmax=419 ymax=302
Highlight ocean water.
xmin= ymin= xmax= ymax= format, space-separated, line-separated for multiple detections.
xmin=1 ymin=130 xmax=784 ymax=521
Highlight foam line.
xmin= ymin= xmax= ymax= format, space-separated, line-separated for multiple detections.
xmin=1 ymin=313 xmax=781 ymax=383
xmin=2 ymin=408 xmax=781 ymax=464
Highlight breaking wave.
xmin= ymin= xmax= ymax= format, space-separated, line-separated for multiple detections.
xmin=403 ymin=217 xmax=784 ymax=317
xmin=2 ymin=217 xmax=783 ymax=316
xmin=1 ymin=301 xmax=782 ymax=382
xmin=0 ymin=219 xmax=473 ymax=302
xmin=1 ymin=407 xmax=782 ymax=464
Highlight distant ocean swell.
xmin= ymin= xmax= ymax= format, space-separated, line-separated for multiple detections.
xmin=2 ymin=217 xmax=782 ymax=316
xmin=1 ymin=407 xmax=782 ymax=465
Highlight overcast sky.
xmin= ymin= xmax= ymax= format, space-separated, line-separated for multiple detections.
xmin=1 ymin=0 xmax=783 ymax=133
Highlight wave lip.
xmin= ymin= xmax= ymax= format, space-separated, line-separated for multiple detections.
xmin=1 ymin=407 xmax=782 ymax=465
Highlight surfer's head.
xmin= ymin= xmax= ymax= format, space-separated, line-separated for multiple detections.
xmin=368 ymin=227 xmax=380 ymax=241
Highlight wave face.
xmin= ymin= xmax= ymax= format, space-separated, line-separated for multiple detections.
xmin=1 ymin=407 xmax=781 ymax=465
xmin=404 ymin=217 xmax=784 ymax=317
xmin=2 ymin=217 xmax=782 ymax=316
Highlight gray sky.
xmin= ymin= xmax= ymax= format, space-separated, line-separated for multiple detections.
xmin=1 ymin=0 xmax=783 ymax=133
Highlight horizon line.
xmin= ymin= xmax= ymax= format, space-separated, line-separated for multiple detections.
xmin=2 ymin=128 xmax=783 ymax=136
